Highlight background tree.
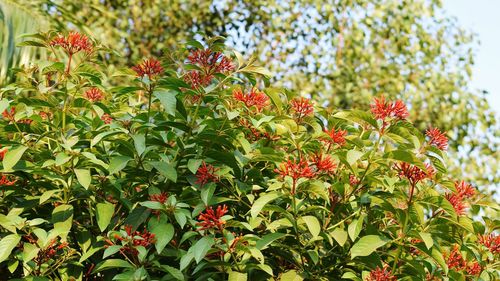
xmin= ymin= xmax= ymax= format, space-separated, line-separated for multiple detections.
xmin=1 ymin=0 xmax=498 ymax=190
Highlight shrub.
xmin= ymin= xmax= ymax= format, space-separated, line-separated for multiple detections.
xmin=0 ymin=32 xmax=498 ymax=280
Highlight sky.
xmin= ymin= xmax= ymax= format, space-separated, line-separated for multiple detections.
xmin=443 ymin=0 xmax=500 ymax=113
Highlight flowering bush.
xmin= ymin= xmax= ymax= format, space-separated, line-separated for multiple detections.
xmin=0 ymin=31 xmax=498 ymax=280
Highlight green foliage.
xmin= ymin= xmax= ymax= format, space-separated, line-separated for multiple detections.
xmin=0 ymin=32 xmax=498 ymax=280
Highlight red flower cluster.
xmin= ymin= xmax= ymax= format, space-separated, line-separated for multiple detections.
xmin=238 ymin=118 xmax=277 ymax=141
xmin=290 ymin=97 xmax=314 ymax=119
xmin=107 ymin=225 xmax=156 ymax=256
xmin=478 ymin=233 xmax=499 ymax=254
xmin=187 ymin=49 xmax=234 ymax=74
xmin=275 ymin=158 xmax=316 ymax=182
xmin=366 ymin=265 xmax=396 ymax=281
xmin=323 ymin=128 xmax=347 ymax=147
xmin=2 ymin=107 xmax=15 ymax=121
xmin=84 ymin=87 xmax=105 ymax=102
xmin=0 ymin=174 xmax=16 ymax=186
xmin=132 ymin=58 xmax=164 ymax=79
xmin=101 ymin=113 xmax=113 ymax=124
xmin=447 ymin=245 xmax=466 ymax=270
xmin=426 ymin=127 xmax=448 ymax=150
xmin=50 ymin=32 xmax=93 ymax=55
xmin=370 ymin=96 xmax=409 ymax=120
xmin=233 ymin=88 xmax=269 ymax=112
xmin=149 ymin=192 xmax=168 ymax=204
xmin=466 ymin=261 xmax=482 ymax=275
xmin=31 ymin=238 xmax=68 ymax=266
xmin=311 ymin=154 xmax=337 ymax=174
xmin=197 ymin=205 xmax=228 ymax=231
xmin=184 ymin=70 xmax=213 ymax=89
xmin=0 ymin=145 xmax=7 ymax=160
xmin=195 ymin=162 xmax=219 ymax=186
xmin=349 ymin=174 xmax=360 ymax=186
xmin=395 ymin=162 xmax=435 ymax=186
xmin=445 ymin=181 xmax=475 ymax=216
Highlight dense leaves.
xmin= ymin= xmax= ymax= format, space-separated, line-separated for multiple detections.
xmin=0 ymin=32 xmax=498 ymax=280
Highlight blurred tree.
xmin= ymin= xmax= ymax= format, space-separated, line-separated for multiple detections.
xmin=2 ymin=0 xmax=499 ymax=189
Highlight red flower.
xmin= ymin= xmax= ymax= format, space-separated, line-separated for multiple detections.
xmin=446 ymin=245 xmax=466 ymax=270
xmin=39 ymin=111 xmax=52 ymax=120
xmin=323 ymin=128 xmax=347 ymax=147
xmin=109 ymin=225 xmax=156 ymax=256
xmin=195 ymin=162 xmax=219 ymax=186
xmin=0 ymin=146 xmax=7 ymax=160
xmin=101 ymin=113 xmax=113 ymax=124
xmin=445 ymin=181 xmax=475 ymax=216
xmin=395 ymin=162 xmax=435 ymax=186
xmin=132 ymin=58 xmax=164 ymax=79
xmin=370 ymin=96 xmax=409 ymax=120
xmin=84 ymin=87 xmax=105 ymax=102
xmin=349 ymin=174 xmax=360 ymax=186
xmin=184 ymin=70 xmax=213 ymax=89
xmin=233 ymin=88 xmax=269 ymax=111
xmin=197 ymin=205 xmax=228 ymax=231
xmin=275 ymin=158 xmax=316 ymax=181
xmin=426 ymin=127 xmax=448 ymax=150
xmin=50 ymin=31 xmax=93 ymax=55
xmin=466 ymin=261 xmax=482 ymax=275
xmin=149 ymin=192 xmax=168 ymax=204
xmin=478 ymin=233 xmax=500 ymax=254
xmin=366 ymin=265 xmax=396 ymax=281
xmin=2 ymin=107 xmax=15 ymax=121
xmin=0 ymin=174 xmax=16 ymax=186
xmin=311 ymin=154 xmax=337 ymax=174
xmin=187 ymin=49 xmax=234 ymax=74
xmin=290 ymin=97 xmax=314 ymax=119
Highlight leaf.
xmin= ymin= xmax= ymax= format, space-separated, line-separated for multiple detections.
xmin=51 ymin=204 xmax=73 ymax=238
xmin=154 ymin=89 xmax=178 ymax=116
xmin=301 ymin=216 xmax=321 ymax=238
xmin=187 ymin=159 xmax=202 ymax=174
xmin=22 ymin=242 xmax=39 ymax=262
xmin=152 ymin=223 xmax=174 ymax=254
xmin=229 ymin=271 xmax=247 ymax=281
xmin=350 ymin=235 xmax=389 ymax=258
xmin=241 ymin=65 xmax=272 ymax=78
xmin=250 ymin=192 xmax=280 ymax=218
xmin=92 ymin=259 xmax=134 ymax=273
xmin=162 ymin=265 xmax=184 ymax=280
xmin=0 ymin=234 xmax=21 ymax=263
xmin=348 ymin=214 xmax=365 ymax=241
xmin=179 ymin=252 xmax=194 ymax=271
xmin=384 ymin=150 xmax=426 ymax=170
xmin=331 ymin=228 xmax=348 ymax=246
xmin=280 ymin=270 xmax=303 ymax=281
xmin=256 ymin=232 xmax=286 ymax=250
xmin=39 ymin=190 xmax=59 ymax=204
xmin=96 ymin=202 xmax=115 ymax=232
xmin=132 ymin=134 xmax=146 ymax=156
xmin=2 ymin=145 xmax=27 ymax=172
xmin=103 ymin=245 xmax=121 ymax=259
xmin=192 ymin=235 xmax=215 ymax=263
xmin=150 ymin=161 xmax=177 ymax=182
xmin=200 ymin=183 xmax=216 ymax=205
xmin=74 ymin=168 xmax=91 ymax=189
xmin=419 ymin=232 xmax=433 ymax=250
xmin=108 ymin=156 xmax=132 ymax=174
xmin=346 ymin=150 xmax=363 ymax=166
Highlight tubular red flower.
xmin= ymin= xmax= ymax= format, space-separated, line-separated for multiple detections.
xmin=367 ymin=265 xmax=396 ymax=281
xmin=395 ymin=162 xmax=434 ymax=186
xmin=445 ymin=181 xmax=475 ymax=216
xmin=323 ymin=128 xmax=347 ymax=146
xmin=50 ymin=31 xmax=93 ymax=55
xmin=349 ymin=174 xmax=360 ymax=186
xmin=426 ymin=127 xmax=448 ymax=150
xmin=184 ymin=70 xmax=213 ymax=89
xmin=290 ymin=97 xmax=314 ymax=118
xmin=478 ymin=233 xmax=500 ymax=254
xmin=454 ymin=181 xmax=475 ymax=198
xmin=0 ymin=174 xmax=16 ymax=186
xmin=466 ymin=261 xmax=482 ymax=275
xmin=2 ymin=107 xmax=15 ymax=121
xmin=233 ymin=88 xmax=269 ymax=111
xmin=187 ymin=49 xmax=234 ymax=74
xmin=195 ymin=162 xmax=219 ymax=186
xmin=370 ymin=96 xmax=409 ymax=120
xmin=132 ymin=58 xmax=164 ymax=79
xmin=0 ymin=146 xmax=7 ymax=160
xmin=101 ymin=113 xmax=113 ymax=124
xmin=84 ymin=87 xmax=105 ymax=102
xmin=446 ymin=245 xmax=466 ymax=270
xmin=149 ymin=192 xmax=168 ymax=204
xmin=311 ymin=154 xmax=337 ymax=174
xmin=275 ymin=158 xmax=316 ymax=181
xmin=197 ymin=205 xmax=228 ymax=231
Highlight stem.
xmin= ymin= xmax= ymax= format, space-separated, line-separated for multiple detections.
xmin=66 ymin=54 xmax=72 ymax=74
xmin=291 ymin=194 xmax=305 ymax=269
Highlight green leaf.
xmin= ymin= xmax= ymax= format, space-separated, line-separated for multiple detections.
xmin=22 ymin=242 xmax=39 ymax=262
xmin=350 ymin=235 xmax=389 ymax=258
xmin=39 ymin=190 xmax=59 ymax=204
xmin=74 ymin=168 xmax=91 ymax=189
xmin=346 ymin=150 xmax=363 ymax=166
xmin=162 ymin=265 xmax=184 ymax=280
xmin=150 ymin=161 xmax=177 ymax=182
xmin=132 ymin=134 xmax=146 ymax=156
xmin=152 ymin=223 xmax=174 ymax=254
xmin=103 ymin=245 xmax=121 ymax=259
xmin=200 ymin=183 xmax=216 ymax=205
xmin=187 ymin=159 xmax=202 ymax=174
xmin=92 ymin=259 xmax=134 ymax=273
xmin=348 ymin=214 xmax=365 ymax=241
xmin=51 ymin=204 xmax=74 ymax=238
xmin=384 ymin=150 xmax=426 ymax=170
xmin=96 ymin=202 xmax=115 ymax=232
xmin=301 ymin=216 xmax=320 ymax=238
xmin=280 ymin=270 xmax=303 ymax=281
xmin=241 ymin=65 xmax=272 ymax=78
xmin=2 ymin=145 xmax=27 ymax=172
xmin=250 ymin=192 xmax=280 ymax=218
xmin=0 ymin=234 xmax=21 ymax=263
xmin=154 ymin=89 xmax=178 ymax=116
xmin=331 ymin=228 xmax=348 ymax=246
xmin=179 ymin=252 xmax=194 ymax=271
xmin=256 ymin=232 xmax=286 ymax=250
xmin=419 ymin=232 xmax=433 ymax=250
xmin=229 ymin=271 xmax=247 ymax=281
xmin=108 ymin=156 xmax=132 ymax=174
xmin=192 ymin=235 xmax=215 ymax=263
